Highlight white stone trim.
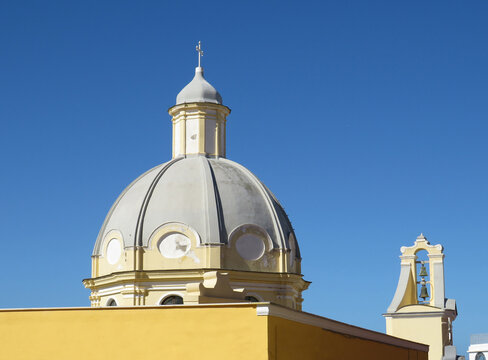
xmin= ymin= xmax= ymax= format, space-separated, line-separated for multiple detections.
xmin=256 ymin=305 xmax=270 ymax=316
xmin=96 ymin=281 xmax=193 ymax=292
xmin=231 ymin=282 xmax=297 ymax=292
xmin=227 ymin=224 xmax=273 ymax=253
xmin=468 ymin=344 xmax=488 ymax=353
xmin=387 ymin=263 xmax=411 ymax=313
xmin=97 ymin=285 xmax=125 ymax=296
xmin=0 ymin=303 xmax=264 ymax=312
xmin=147 ymin=222 xmax=202 ymax=249
xmin=146 ymin=284 xmax=188 ymax=291
xmin=383 ymin=310 xmax=447 ymax=318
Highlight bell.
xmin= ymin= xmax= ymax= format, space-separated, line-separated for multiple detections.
xmin=419 ymin=284 xmax=429 ymax=300
xmin=419 ymin=264 xmax=428 ymax=277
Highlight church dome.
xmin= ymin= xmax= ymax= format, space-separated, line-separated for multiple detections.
xmin=85 ymin=43 xmax=308 ymax=310
xmin=176 ymin=67 xmax=222 ymax=105
xmin=93 ymin=156 xmax=300 ymax=269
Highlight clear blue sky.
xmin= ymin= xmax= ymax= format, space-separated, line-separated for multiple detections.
xmin=0 ymin=0 xmax=486 ymax=354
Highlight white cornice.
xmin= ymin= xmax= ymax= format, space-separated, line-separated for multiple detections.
xmin=383 ymin=310 xmax=446 ymax=318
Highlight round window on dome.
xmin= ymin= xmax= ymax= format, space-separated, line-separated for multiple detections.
xmin=158 ymin=233 xmax=191 ymax=259
xmin=106 ymin=238 xmax=122 ymax=265
xmin=236 ymin=234 xmax=265 ymax=261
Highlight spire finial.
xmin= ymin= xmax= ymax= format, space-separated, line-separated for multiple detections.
xmin=196 ymin=41 xmax=203 ymax=67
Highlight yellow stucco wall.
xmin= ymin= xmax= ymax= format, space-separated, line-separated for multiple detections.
xmin=0 ymin=305 xmax=268 ymax=360
xmin=386 ymin=307 xmax=447 ymax=360
xmin=269 ymin=316 xmax=428 ymax=360
xmin=0 ymin=305 xmax=428 ymax=360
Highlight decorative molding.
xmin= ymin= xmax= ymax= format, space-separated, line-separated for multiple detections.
xmin=383 ymin=310 xmax=447 ymax=318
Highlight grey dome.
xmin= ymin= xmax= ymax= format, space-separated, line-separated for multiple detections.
xmin=176 ymin=67 xmax=222 ymax=105
xmin=94 ymin=157 xmax=298 ymax=258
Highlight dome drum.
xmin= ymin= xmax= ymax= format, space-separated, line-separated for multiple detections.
xmin=94 ymin=220 xmax=300 ymax=275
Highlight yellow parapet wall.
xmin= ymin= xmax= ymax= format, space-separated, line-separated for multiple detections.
xmin=269 ymin=316 xmax=428 ymax=360
xmin=0 ymin=305 xmax=267 ymax=360
xmin=0 ymin=303 xmax=428 ymax=360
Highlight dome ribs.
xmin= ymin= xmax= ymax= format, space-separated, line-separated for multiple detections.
xmin=93 ymin=163 xmax=167 ymax=256
xmin=220 ymin=159 xmax=287 ymax=251
xmin=200 ymin=157 xmax=226 ymax=244
xmin=134 ymin=158 xmax=183 ymax=250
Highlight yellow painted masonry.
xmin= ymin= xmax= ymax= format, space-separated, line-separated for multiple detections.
xmin=269 ymin=316 xmax=429 ymax=360
xmin=84 ymin=269 xmax=308 ymax=309
xmin=0 ymin=303 xmax=428 ymax=360
xmin=385 ymin=305 xmax=449 ymax=360
xmin=87 ymin=220 xmax=307 ymax=309
xmin=0 ymin=305 xmax=267 ymax=360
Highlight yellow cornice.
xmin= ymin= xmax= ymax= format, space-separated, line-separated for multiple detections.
xmin=84 ymin=268 xmax=308 ymax=289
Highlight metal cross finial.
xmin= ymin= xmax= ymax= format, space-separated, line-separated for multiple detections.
xmin=196 ymin=41 xmax=203 ymax=67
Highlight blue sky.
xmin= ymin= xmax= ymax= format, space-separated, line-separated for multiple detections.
xmin=0 ymin=0 xmax=487 ymax=354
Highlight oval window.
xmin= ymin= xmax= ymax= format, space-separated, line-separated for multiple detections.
xmin=236 ymin=234 xmax=265 ymax=260
xmin=106 ymin=238 xmax=122 ymax=265
xmin=158 ymin=233 xmax=191 ymax=259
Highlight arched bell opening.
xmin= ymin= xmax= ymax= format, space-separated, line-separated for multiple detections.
xmin=415 ymin=250 xmax=431 ymax=304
